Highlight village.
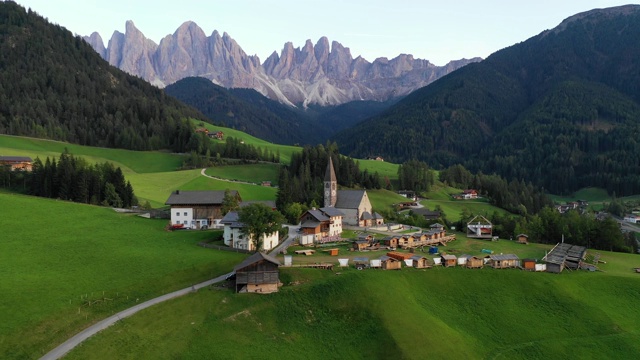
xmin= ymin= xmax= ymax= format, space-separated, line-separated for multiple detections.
xmin=160 ymin=158 xmax=598 ymax=294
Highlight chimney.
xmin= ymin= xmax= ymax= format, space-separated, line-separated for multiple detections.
xmin=175 ymin=190 xmax=180 ymax=194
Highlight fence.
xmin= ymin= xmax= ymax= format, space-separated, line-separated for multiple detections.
xmin=198 ymin=242 xmax=253 ymax=254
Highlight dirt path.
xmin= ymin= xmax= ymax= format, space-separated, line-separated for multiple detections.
xmin=200 ymin=168 xmax=257 ymax=185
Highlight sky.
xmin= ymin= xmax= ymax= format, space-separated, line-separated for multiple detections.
xmin=14 ymin=0 xmax=632 ymax=66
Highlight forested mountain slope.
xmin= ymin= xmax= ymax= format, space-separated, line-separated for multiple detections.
xmin=335 ymin=5 xmax=640 ymax=195
xmin=0 ymin=2 xmax=207 ymax=152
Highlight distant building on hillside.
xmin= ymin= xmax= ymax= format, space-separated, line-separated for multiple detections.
xmin=0 ymin=156 xmax=33 ymax=171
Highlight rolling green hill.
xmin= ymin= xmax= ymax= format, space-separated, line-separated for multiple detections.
xmin=335 ymin=5 xmax=640 ymax=196
xmin=0 ymin=192 xmax=246 ymax=359
xmin=65 ymin=260 xmax=640 ymax=359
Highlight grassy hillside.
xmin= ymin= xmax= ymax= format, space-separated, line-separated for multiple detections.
xmin=422 ymin=186 xmax=512 ymax=222
xmin=66 ymin=261 xmax=640 ymax=359
xmin=0 ymin=192 xmax=246 ymax=359
xmin=205 ymin=163 xmax=281 ymax=185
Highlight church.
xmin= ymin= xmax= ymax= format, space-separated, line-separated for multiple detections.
xmin=324 ymin=157 xmax=384 ymax=227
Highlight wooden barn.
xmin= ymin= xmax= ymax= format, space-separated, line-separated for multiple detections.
xmin=410 ymin=255 xmax=430 ymax=269
xmin=542 ymin=243 xmax=588 ymax=273
xmin=522 ymin=258 xmax=536 ymax=271
xmin=517 ymin=234 xmax=529 ymax=244
xmin=441 ymin=254 xmax=457 ymax=267
xmin=485 ymin=254 xmax=520 ymax=269
xmin=234 ymin=252 xmax=281 ymax=294
xmin=379 ymin=255 xmax=402 ymax=270
xmin=465 ymin=256 xmax=484 ymax=269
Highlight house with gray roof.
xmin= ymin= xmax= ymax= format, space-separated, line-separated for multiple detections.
xmin=221 ymin=210 xmax=279 ymax=252
xmin=299 ymin=207 xmax=344 ymax=242
xmin=165 ymin=189 xmax=241 ymax=229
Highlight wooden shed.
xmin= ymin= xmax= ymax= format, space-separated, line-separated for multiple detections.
xmin=379 ymin=255 xmax=402 ymax=270
xmin=234 ymin=252 xmax=281 ymax=294
xmin=387 ymin=251 xmax=414 ymax=261
xmin=398 ymin=235 xmax=415 ymax=248
xmin=353 ymin=240 xmax=369 ymax=251
xmin=410 ymin=255 xmax=430 ymax=269
xmin=517 ymin=234 xmax=529 ymax=244
xmin=485 ymin=254 xmax=520 ymax=269
xmin=382 ymin=236 xmax=400 ymax=248
xmin=465 ymin=256 xmax=484 ymax=269
xmin=522 ymin=258 xmax=536 ymax=271
xmin=441 ymin=254 xmax=457 ymax=267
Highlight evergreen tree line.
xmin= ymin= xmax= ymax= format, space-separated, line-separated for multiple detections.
xmin=26 ymin=150 xmax=137 ymax=208
xmin=397 ymin=160 xmax=436 ymax=192
xmin=276 ymin=143 xmax=382 ymax=210
xmin=181 ymin=133 xmax=281 ymax=169
xmin=439 ymin=164 xmax=553 ymax=215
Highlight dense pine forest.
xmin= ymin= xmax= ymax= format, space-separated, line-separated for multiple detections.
xmin=0 ymin=2 xmax=207 ymax=153
xmin=335 ymin=6 xmax=640 ymax=196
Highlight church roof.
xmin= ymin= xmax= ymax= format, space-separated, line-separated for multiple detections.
xmin=324 ymin=156 xmax=337 ymax=182
xmin=361 ymin=211 xmax=373 ymax=220
xmin=335 ymin=190 xmax=366 ymax=209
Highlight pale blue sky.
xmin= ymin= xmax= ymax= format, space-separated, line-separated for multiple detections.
xmin=15 ymin=0 xmax=632 ymax=65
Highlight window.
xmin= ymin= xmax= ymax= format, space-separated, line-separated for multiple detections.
xmin=201 ymin=220 xmax=208 ymax=225
xmin=184 ymin=212 xmax=187 ymax=216
xmin=176 ymin=212 xmax=179 ymax=216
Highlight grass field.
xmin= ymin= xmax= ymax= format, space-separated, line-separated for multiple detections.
xmin=421 ymin=186 xmax=512 ymax=222
xmin=65 ymin=255 xmax=640 ymax=359
xmin=205 ymin=163 xmax=281 ymax=185
xmin=0 ymin=192 xmax=247 ymax=359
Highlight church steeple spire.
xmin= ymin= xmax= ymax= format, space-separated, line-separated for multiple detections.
xmin=324 ymin=156 xmax=337 ymax=207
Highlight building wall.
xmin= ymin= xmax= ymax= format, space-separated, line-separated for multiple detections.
xmin=244 ymin=283 xmax=279 ymax=294
xmin=339 ymin=208 xmax=359 ymax=226
xmin=171 ymin=207 xmax=193 ymax=226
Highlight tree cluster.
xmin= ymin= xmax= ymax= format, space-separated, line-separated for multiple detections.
xmin=397 ymin=160 xmax=435 ymax=193
xmin=276 ymin=143 xmax=381 ymax=210
xmin=25 ymin=150 xmax=136 ymax=207
xmin=439 ymin=164 xmax=553 ymax=215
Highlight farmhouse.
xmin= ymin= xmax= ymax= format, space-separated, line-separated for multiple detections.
xmin=208 ymin=131 xmax=224 ymax=140
xmin=0 ymin=156 xmax=33 ymax=171
xmin=324 ymin=158 xmax=384 ymax=227
xmin=299 ymin=207 xmax=344 ymax=242
xmin=397 ymin=190 xmax=417 ymax=201
xmin=220 ymin=211 xmax=279 ymax=251
xmin=412 ymin=208 xmax=442 ymax=221
xmin=453 ymin=189 xmax=478 ymax=200
xmin=485 ymin=254 xmax=520 ymax=269
xmin=165 ymin=190 xmax=240 ymax=229
xmin=624 ymin=214 xmax=640 ymax=224
xmin=234 ymin=252 xmax=281 ymax=294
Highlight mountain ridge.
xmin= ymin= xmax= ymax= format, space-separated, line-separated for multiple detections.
xmin=84 ymin=22 xmax=480 ymax=107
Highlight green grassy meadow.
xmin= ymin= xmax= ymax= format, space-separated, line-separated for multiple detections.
xmin=66 ymin=263 xmax=640 ymax=359
xmin=205 ymin=163 xmax=281 ymax=185
xmin=0 ymin=192 xmax=246 ymax=359
xmin=421 ymin=186 xmax=512 ymax=222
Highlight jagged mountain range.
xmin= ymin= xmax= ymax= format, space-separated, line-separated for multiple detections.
xmin=83 ymin=21 xmax=480 ymax=107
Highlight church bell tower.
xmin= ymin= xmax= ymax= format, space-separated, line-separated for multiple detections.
xmin=324 ymin=156 xmax=337 ymax=207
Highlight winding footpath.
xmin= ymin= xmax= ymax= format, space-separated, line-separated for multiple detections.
xmin=41 ymin=225 xmax=298 ymax=360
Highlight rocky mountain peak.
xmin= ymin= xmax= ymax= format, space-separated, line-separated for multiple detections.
xmin=86 ymin=23 xmax=480 ymax=106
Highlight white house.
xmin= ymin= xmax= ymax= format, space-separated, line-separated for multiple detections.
xmin=165 ymin=190 xmax=240 ymax=229
xmin=221 ymin=211 xmax=279 ymax=251
xmin=624 ymin=214 xmax=640 ymax=224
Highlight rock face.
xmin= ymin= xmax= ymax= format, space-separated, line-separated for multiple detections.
xmin=85 ymin=21 xmax=480 ymax=106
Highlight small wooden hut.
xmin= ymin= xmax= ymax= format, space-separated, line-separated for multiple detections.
xmin=441 ymin=254 xmax=457 ymax=267
xmin=522 ymin=258 xmax=536 ymax=271
xmin=382 ymin=235 xmax=400 ymax=248
xmin=411 ymin=255 xmax=430 ymax=269
xmin=517 ymin=234 xmax=529 ymax=244
xmin=387 ymin=251 xmax=414 ymax=262
xmin=379 ymin=255 xmax=402 ymax=270
xmin=234 ymin=252 xmax=281 ymax=294
xmin=353 ymin=240 xmax=369 ymax=251
xmin=465 ymin=256 xmax=484 ymax=269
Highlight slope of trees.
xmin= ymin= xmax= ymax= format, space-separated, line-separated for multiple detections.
xmin=0 ymin=2 xmax=207 ymax=153
xmin=334 ymin=6 xmax=640 ymax=196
